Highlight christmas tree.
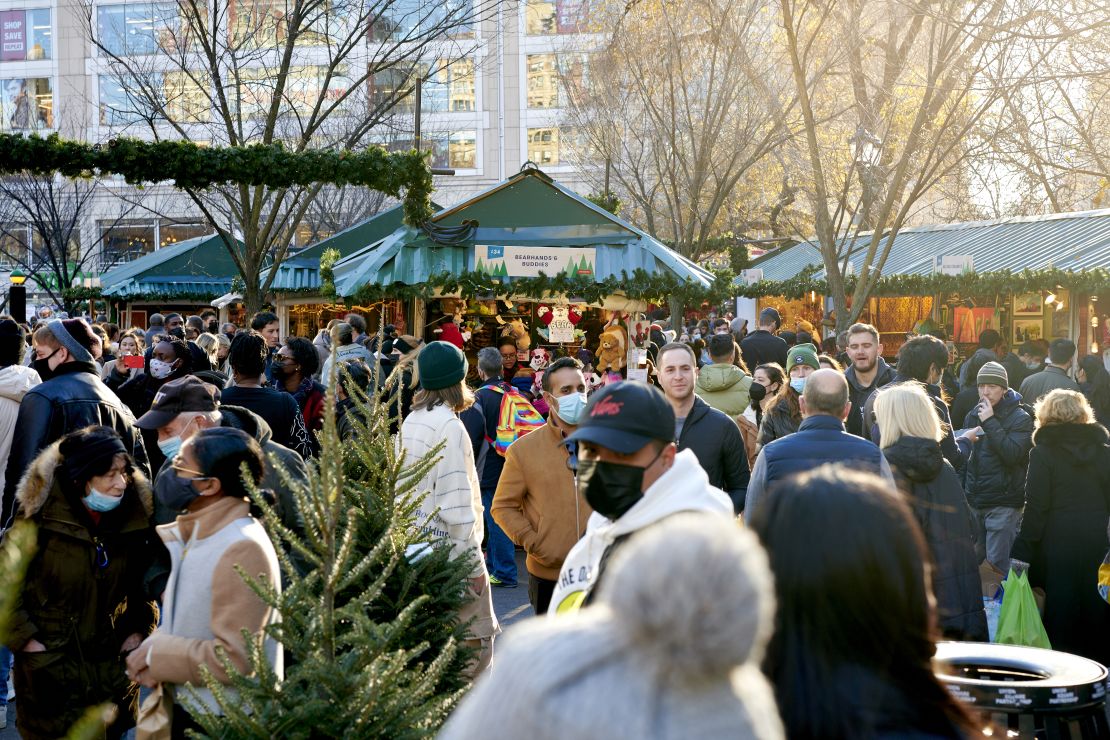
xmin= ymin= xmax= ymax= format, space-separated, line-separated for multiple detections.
xmin=188 ymin=365 xmax=476 ymax=738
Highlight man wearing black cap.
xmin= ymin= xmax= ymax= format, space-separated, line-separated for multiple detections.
xmin=548 ymin=381 xmax=734 ymax=617
xmin=740 ymin=307 xmax=788 ymax=371
xmin=2 ymin=318 xmax=149 ymax=532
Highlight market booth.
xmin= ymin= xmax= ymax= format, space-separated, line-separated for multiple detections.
xmin=101 ymin=233 xmax=241 ymax=330
xmin=268 ymin=202 xmax=443 ymax=338
xmin=743 ymin=209 xmax=1110 ymax=361
xmin=330 ymin=167 xmax=716 ymax=382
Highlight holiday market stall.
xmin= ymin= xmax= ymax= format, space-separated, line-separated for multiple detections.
xmin=330 ymin=166 xmax=727 ymax=389
xmin=101 ymin=233 xmax=242 ymax=329
xmin=741 ymin=209 xmax=1110 ymax=362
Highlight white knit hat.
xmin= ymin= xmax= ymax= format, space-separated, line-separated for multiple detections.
xmin=440 ymin=514 xmax=784 ymax=740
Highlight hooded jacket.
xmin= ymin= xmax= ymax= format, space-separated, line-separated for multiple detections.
xmin=2 ymin=361 xmax=150 ymax=532
xmin=695 ymin=363 xmax=754 ymax=418
xmin=8 ymin=441 xmax=159 ymax=738
xmin=844 ymin=357 xmax=896 ymax=437
xmin=961 ymin=389 xmax=1034 ymax=509
xmin=548 ymin=449 xmax=733 ymax=617
xmin=677 ymin=396 xmax=751 ymax=513
xmin=883 ymin=436 xmax=988 ymax=641
xmin=320 ymin=342 xmax=374 ymax=384
xmin=862 ymin=375 xmax=969 ymax=473
xmin=0 ymin=364 xmax=40 ymax=495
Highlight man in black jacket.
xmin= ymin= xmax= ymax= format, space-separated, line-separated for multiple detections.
xmin=740 ymin=307 xmax=788 ymax=371
xmin=2 ymin=319 xmax=149 ymax=531
xmin=844 ymin=322 xmax=895 ymax=437
xmin=657 ymin=342 xmax=749 ymax=513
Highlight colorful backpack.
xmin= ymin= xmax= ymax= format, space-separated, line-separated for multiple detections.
xmin=485 ymin=384 xmax=545 ymax=456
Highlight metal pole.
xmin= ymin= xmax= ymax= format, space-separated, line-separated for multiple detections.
xmin=9 ymin=285 xmax=25 ymax=323
xmin=414 ymin=77 xmax=422 ymax=151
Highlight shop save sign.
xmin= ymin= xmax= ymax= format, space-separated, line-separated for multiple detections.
xmin=474 ymin=245 xmax=595 ymax=279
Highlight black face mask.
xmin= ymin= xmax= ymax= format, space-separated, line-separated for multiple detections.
xmin=224 ymin=332 xmax=236 ymax=344
xmin=168 ymin=327 xmax=186 ymax=340
xmin=576 ymin=450 xmax=664 ymax=520
xmin=155 ymin=473 xmax=205 ymax=513
xmin=749 ymin=382 xmax=767 ymax=404
xmin=32 ymin=348 xmax=60 ymax=381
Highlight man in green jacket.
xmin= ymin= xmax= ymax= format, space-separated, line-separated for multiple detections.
xmin=694 ymin=334 xmax=753 ymax=418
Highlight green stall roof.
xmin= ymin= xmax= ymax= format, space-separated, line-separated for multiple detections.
xmin=102 ymin=233 xmax=242 ymax=300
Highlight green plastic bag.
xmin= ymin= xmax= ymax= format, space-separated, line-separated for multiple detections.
xmin=995 ymin=568 xmax=1051 ymax=649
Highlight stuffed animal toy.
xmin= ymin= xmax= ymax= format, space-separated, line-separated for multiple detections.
xmin=437 ymin=320 xmax=465 ymax=349
xmin=537 ymin=305 xmax=583 ymax=342
xmin=585 ymin=371 xmax=604 ymax=394
xmin=595 ymin=326 xmax=626 ymax=374
xmin=496 ymin=316 xmax=531 ymax=351
xmin=528 ymin=348 xmax=552 ymax=415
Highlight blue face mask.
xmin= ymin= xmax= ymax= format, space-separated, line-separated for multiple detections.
xmin=158 ymin=436 xmax=183 ymax=460
xmin=789 ymin=377 xmax=807 ymax=393
xmin=83 ymin=487 xmax=123 ymax=513
xmin=555 ymin=392 xmax=588 ymax=426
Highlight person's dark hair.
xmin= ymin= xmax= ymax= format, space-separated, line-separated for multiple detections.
xmin=1019 ymin=340 xmax=1043 ymax=359
xmin=333 ymin=322 xmax=354 ymax=346
xmin=164 ymin=312 xmax=182 ymax=324
xmin=250 ymin=311 xmax=279 ymax=331
xmin=821 ymin=336 xmax=838 ymax=355
xmin=156 ymin=336 xmax=193 ymax=375
xmin=189 ymin=427 xmax=264 ymax=501
xmin=927 ymin=326 xmax=948 ymax=342
xmin=766 ymin=364 xmax=801 ymax=423
xmin=978 ymin=328 xmax=1001 ymax=350
xmin=817 ymin=354 xmax=843 ymax=372
xmin=896 ymin=335 xmax=949 ymax=382
xmin=756 ymin=362 xmax=785 ymax=389
xmin=963 ymin=350 xmax=993 ymax=388
xmin=541 ymin=356 xmax=584 ymax=393
xmin=1048 ymin=337 xmax=1076 ymax=366
xmin=1079 ymin=355 xmax=1110 ymax=418
xmin=0 ymin=319 xmax=26 ymax=366
xmin=795 ymin=330 xmax=813 ymax=346
xmin=58 ymin=426 xmax=134 ymax=490
xmin=103 ymin=323 xmax=120 ymax=342
xmin=749 ymin=465 xmax=976 ymax=739
xmin=338 ymin=360 xmax=371 ymax=396
xmin=707 ymin=334 xmax=735 ymax=362
xmin=285 ymin=336 xmax=320 ymax=378
xmin=731 ymin=341 xmax=750 ymax=374
xmin=778 ymin=330 xmax=796 ymax=346
xmin=185 ymin=315 xmax=204 ymax=331
xmin=711 ymin=317 xmax=729 ymax=331
xmin=345 ymin=313 xmax=367 ymax=334
xmin=228 ymin=330 xmax=268 ymax=378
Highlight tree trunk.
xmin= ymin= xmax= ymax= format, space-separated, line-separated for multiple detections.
xmin=242 ymin=279 xmax=265 ymax=316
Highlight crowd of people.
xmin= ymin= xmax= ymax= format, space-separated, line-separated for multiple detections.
xmin=0 ymin=299 xmax=1108 ymax=738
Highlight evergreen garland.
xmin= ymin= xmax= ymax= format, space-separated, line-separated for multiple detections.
xmin=736 ymin=266 xmax=1110 ymax=300
xmin=0 ymin=134 xmax=435 ymax=226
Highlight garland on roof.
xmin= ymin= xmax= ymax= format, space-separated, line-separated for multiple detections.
xmin=350 ymin=268 xmax=735 ymax=306
xmin=736 ymin=267 xmax=1110 ymax=300
xmin=0 ymin=134 xmax=434 ymax=226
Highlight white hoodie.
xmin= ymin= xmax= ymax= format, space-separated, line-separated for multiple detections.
xmin=548 ymin=449 xmax=733 ymax=618
xmin=0 ymin=364 xmax=41 ymax=493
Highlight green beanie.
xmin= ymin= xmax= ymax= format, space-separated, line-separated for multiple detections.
xmin=786 ymin=343 xmax=820 ymax=373
xmin=418 ymin=341 xmax=468 ymax=390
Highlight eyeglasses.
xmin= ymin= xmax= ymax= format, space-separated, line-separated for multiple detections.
xmin=500 ymin=352 xmax=517 ymax=360
xmin=171 ymin=458 xmax=212 ymax=480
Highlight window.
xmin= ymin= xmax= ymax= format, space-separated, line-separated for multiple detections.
xmin=99 ymin=75 xmax=144 ymax=125
xmin=421 ymin=58 xmax=474 ymax=112
xmin=369 ymin=0 xmax=471 ymax=43
xmin=427 ymin=130 xmax=476 ymax=169
xmin=527 ymin=54 xmax=557 ymax=108
xmin=1 ymin=77 xmax=52 ymax=130
xmin=0 ymin=9 xmax=50 ymax=61
xmin=159 ymin=219 xmax=210 ymax=247
xmin=230 ymin=0 xmax=346 ymax=48
xmin=527 ymin=127 xmax=559 ymax=165
xmin=369 ymin=67 xmax=416 ymax=114
xmin=27 ymin=9 xmax=49 ymax=59
xmin=0 ymin=223 xmax=30 ymax=268
xmin=525 ymin=0 xmax=590 ymax=35
xmin=100 ymin=220 xmax=155 ymax=267
xmin=97 ymin=2 xmax=184 ymax=56
xmin=236 ymin=65 xmax=349 ymax=120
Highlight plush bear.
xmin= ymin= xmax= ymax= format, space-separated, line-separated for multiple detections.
xmin=595 ymin=328 xmax=626 ymax=374
xmin=497 ymin=316 xmax=531 ymax=351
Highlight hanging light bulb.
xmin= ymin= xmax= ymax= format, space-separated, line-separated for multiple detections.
xmin=1045 ymin=293 xmax=1056 ymax=305
xmin=1055 ymin=301 xmax=1064 ymax=312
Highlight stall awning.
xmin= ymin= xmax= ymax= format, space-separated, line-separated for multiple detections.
xmin=268 ymin=202 xmax=442 ymax=292
xmin=745 ymin=208 xmax=1110 ymax=285
xmin=332 ymin=168 xmax=714 ymax=306
xmin=101 ymin=234 xmax=242 ymax=300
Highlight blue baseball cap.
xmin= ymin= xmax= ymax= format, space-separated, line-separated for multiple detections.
xmin=565 ymin=381 xmax=676 ymax=454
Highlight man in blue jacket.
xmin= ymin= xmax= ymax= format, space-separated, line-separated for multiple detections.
xmin=745 ymin=368 xmax=895 ymax=514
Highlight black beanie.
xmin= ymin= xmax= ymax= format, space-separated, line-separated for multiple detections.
xmin=0 ymin=319 xmax=25 ymax=367
xmin=60 ymin=428 xmax=128 ymax=487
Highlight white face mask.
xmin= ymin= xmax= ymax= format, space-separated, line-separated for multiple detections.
xmin=555 ymin=392 xmax=588 ymax=426
xmin=149 ymin=358 xmax=176 ymax=380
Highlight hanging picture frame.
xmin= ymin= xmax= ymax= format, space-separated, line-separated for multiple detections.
xmin=1013 ymin=293 xmax=1043 ymax=317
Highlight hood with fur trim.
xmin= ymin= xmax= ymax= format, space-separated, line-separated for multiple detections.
xmin=15 ymin=439 xmax=153 ymax=520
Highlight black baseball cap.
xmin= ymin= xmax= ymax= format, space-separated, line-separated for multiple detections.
xmin=565 ymin=381 xmax=676 ymax=454
xmin=135 ymin=375 xmax=220 ymax=429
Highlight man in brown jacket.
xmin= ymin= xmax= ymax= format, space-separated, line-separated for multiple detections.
xmin=493 ymin=356 xmax=593 ymax=614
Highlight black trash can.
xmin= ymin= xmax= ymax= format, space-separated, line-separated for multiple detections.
xmin=934 ymin=641 xmax=1108 ymax=738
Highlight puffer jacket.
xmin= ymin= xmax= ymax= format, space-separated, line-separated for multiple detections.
xmin=0 ymin=364 xmax=40 ymax=495
xmin=8 ymin=441 xmax=160 ymax=739
xmin=695 ymin=363 xmax=753 ymax=418
xmin=757 ymin=396 xmax=801 ymax=449
xmin=2 ymin=362 xmax=149 ymax=531
xmin=962 ymin=389 xmax=1034 ymax=509
xmin=883 ymin=436 xmax=988 ymax=641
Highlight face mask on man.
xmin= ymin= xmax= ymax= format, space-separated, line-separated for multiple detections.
xmin=83 ymin=487 xmax=123 ymax=513
xmin=554 ymin=392 xmax=588 ymax=426
xmin=32 ymin=348 xmax=60 ymax=381
xmin=789 ymin=377 xmax=806 ymax=393
xmin=576 ymin=447 xmax=665 ymax=520
xmin=168 ymin=327 xmax=186 ymax=340
xmin=149 ymin=358 xmax=177 ymax=380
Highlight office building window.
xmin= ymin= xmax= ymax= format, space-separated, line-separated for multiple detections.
xmin=159 ymin=219 xmax=210 ymax=246
xmin=100 ymin=220 xmax=156 ymax=266
xmin=0 ymin=223 xmax=30 ymax=268
xmin=527 ymin=54 xmax=558 ymax=108
xmin=1 ymin=77 xmax=51 ymax=130
xmin=369 ymin=67 xmax=416 ymax=114
xmin=96 ymin=2 xmax=185 ymax=56
xmin=237 ymin=65 xmax=350 ymax=119
xmin=525 ymin=0 xmax=590 ymax=35
xmin=99 ymin=75 xmax=145 ymax=125
xmin=369 ymin=0 xmax=471 ymax=42
xmin=529 ymin=126 xmax=583 ymax=166
xmin=421 ymin=58 xmax=475 ymax=112
xmin=0 ymin=9 xmax=51 ymax=61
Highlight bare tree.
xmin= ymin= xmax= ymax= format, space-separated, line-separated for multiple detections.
xmin=562 ymin=0 xmax=796 ymax=262
xmin=776 ymin=0 xmax=1107 ymax=330
xmin=86 ymin=0 xmax=499 ymax=312
xmin=0 ymin=174 xmax=140 ymax=316
xmin=299 ymin=185 xmax=391 ymax=245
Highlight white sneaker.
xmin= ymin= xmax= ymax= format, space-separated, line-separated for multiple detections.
xmin=0 ymin=704 xmax=8 ymax=729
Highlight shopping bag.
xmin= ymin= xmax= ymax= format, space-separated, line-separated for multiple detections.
xmin=994 ymin=569 xmax=1051 ymax=649
xmin=136 ymin=683 xmax=173 ymax=740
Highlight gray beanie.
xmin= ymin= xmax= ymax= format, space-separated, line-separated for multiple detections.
xmin=46 ymin=319 xmax=97 ymax=364
xmin=439 ymin=514 xmax=784 ymax=740
xmin=977 ymin=360 xmax=1008 ymax=388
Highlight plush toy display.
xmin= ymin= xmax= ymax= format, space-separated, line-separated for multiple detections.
xmin=496 ymin=316 xmax=531 ymax=351
xmin=536 ymin=304 xmax=584 ymax=342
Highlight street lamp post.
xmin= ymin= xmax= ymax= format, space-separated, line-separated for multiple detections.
xmin=8 ymin=269 xmax=26 ymax=323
